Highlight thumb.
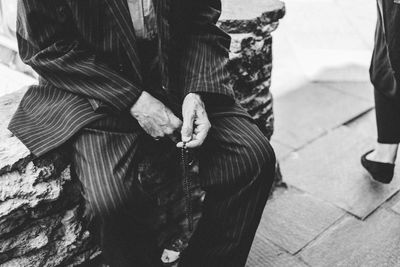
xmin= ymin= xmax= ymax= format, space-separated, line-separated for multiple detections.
xmin=181 ymin=111 xmax=194 ymax=142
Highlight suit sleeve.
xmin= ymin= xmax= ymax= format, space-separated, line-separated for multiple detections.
xmin=171 ymin=0 xmax=235 ymax=100
xmin=17 ymin=0 xmax=143 ymax=113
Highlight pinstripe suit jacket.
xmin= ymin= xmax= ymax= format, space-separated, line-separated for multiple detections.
xmin=9 ymin=0 xmax=234 ymax=156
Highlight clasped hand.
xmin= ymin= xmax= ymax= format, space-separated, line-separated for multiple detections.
xmin=130 ymin=91 xmax=211 ymax=148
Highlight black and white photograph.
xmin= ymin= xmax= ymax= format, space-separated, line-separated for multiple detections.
xmin=0 ymin=0 xmax=399 ymax=266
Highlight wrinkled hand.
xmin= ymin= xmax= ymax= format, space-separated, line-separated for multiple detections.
xmin=130 ymin=91 xmax=182 ymax=140
xmin=177 ymin=93 xmax=211 ymax=148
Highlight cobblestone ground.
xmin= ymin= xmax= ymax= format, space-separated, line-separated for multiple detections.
xmin=249 ymin=82 xmax=398 ymax=266
xmin=247 ymin=0 xmax=400 ymax=266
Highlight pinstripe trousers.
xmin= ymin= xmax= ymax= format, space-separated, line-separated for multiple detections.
xmin=71 ymin=104 xmax=276 ymax=267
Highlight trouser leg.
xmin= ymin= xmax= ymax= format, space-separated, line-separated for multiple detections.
xmin=374 ymin=89 xmax=400 ymax=144
xmin=71 ymin=117 xmax=160 ymax=267
xmin=180 ymin=110 xmax=276 ymax=267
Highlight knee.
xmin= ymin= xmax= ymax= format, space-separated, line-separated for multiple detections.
xmin=252 ymin=135 xmax=276 ymax=172
xmin=240 ymin=132 xmax=276 ymax=184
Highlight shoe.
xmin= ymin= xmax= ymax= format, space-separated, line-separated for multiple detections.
xmin=361 ymin=150 xmax=395 ymax=184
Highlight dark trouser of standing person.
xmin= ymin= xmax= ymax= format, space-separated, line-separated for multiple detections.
xmin=72 ymin=105 xmax=276 ymax=267
xmin=374 ymin=89 xmax=400 ymax=144
xmin=361 ymin=0 xmax=400 ymax=184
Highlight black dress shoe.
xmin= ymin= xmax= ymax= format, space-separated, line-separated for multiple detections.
xmin=361 ymin=150 xmax=395 ymax=184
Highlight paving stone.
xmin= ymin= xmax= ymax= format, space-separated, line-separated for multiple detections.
xmin=270 ymin=139 xmax=294 ymax=160
xmin=391 ymin=201 xmax=400 ymax=215
xmin=324 ymin=81 xmax=375 ymax=102
xmin=246 ymin=235 xmax=308 ymax=267
xmin=273 ymin=83 xmax=373 ymax=149
xmin=300 ymin=209 xmax=400 ymax=267
xmin=345 ymin=109 xmax=377 ymax=139
xmin=257 ymin=188 xmax=345 ymax=254
xmin=282 ymin=127 xmax=400 ymax=218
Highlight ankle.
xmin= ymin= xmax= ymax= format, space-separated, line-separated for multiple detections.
xmin=367 ymin=144 xmax=398 ymax=164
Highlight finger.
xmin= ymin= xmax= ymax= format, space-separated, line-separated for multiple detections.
xmin=166 ymin=109 xmax=182 ymax=130
xmin=195 ymin=106 xmax=208 ymax=122
xmin=153 ymin=131 xmax=165 ymax=140
xmin=185 ymin=134 xmax=207 ymax=148
xmin=177 ymin=138 xmax=201 ymax=148
xmin=185 ymin=125 xmax=210 ymax=148
xmin=184 ymin=139 xmax=202 ymax=148
xmin=148 ymin=126 xmax=165 ymax=139
xmin=141 ymin=123 xmax=164 ymax=139
xmin=181 ymin=110 xmax=195 ymax=143
xmin=166 ymin=127 xmax=181 ymax=143
xmin=168 ymin=133 xmax=179 ymax=143
xmin=171 ymin=115 xmax=183 ymax=130
xmin=163 ymin=126 xmax=174 ymax=136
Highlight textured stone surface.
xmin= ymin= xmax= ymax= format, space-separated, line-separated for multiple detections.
xmin=257 ymin=188 xmax=345 ymax=254
xmin=282 ymin=127 xmax=400 ymax=219
xmin=300 ymin=210 xmax=400 ymax=267
xmin=0 ymin=65 xmax=36 ymax=97
xmin=220 ymin=0 xmax=285 ymax=33
xmin=274 ymin=83 xmax=373 ymax=149
xmin=0 ymin=89 xmax=30 ymax=174
xmin=246 ymin=236 xmax=308 ymax=267
xmin=220 ymin=0 xmax=285 ymax=189
xmin=221 ymin=0 xmax=285 ymax=139
xmin=0 ymin=89 xmax=99 ymax=266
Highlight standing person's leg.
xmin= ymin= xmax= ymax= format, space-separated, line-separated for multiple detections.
xmin=180 ymin=107 xmax=276 ymax=267
xmin=361 ymin=89 xmax=400 ymax=183
xmin=71 ymin=116 xmax=160 ymax=267
xmin=367 ymin=89 xmax=400 ymax=163
xmin=362 ymin=2 xmax=400 ymax=183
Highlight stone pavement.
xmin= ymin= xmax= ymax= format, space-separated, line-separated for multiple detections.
xmin=249 ymin=88 xmax=400 ymax=266
xmin=246 ymin=0 xmax=400 ymax=266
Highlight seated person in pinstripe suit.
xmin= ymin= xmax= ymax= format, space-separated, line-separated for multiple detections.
xmin=10 ymin=0 xmax=276 ymax=266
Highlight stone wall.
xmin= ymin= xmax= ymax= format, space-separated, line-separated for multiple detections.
xmin=0 ymin=1 xmax=285 ymax=266
xmin=0 ymin=91 xmax=99 ymax=267
xmin=221 ymin=0 xmax=285 ymax=186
